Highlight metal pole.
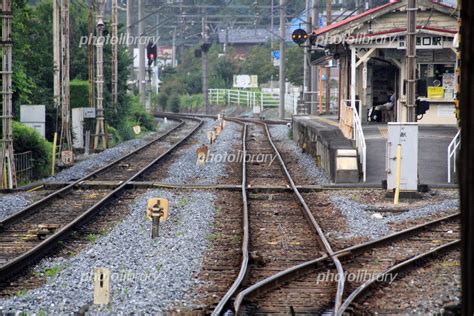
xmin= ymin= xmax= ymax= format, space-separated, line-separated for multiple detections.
xmin=172 ymin=26 xmax=177 ymax=67
xmin=1 ymin=0 xmax=16 ymax=188
xmin=304 ymin=0 xmax=311 ymax=114
xmin=406 ymin=0 xmax=417 ymax=122
xmin=87 ymin=4 xmax=95 ymax=108
xmin=111 ymin=0 xmax=118 ymax=110
xmin=94 ymin=0 xmax=106 ymax=150
xmin=311 ymin=0 xmax=318 ymax=115
xmin=325 ymin=0 xmax=332 ymax=114
xmin=127 ymin=0 xmax=134 ymax=79
xmin=460 ymin=1 xmax=474 ymax=312
xmin=279 ymin=0 xmax=286 ymax=120
xmin=202 ymin=13 xmax=209 ymax=114
xmin=53 ymin=0 xmax=61 ymax=110
xmin=138 ymin=0 xmax=146 ymax=104
xmin=270 ymin=0 xmax=274 ymax=48
xmin=60 ymin=0 xmax=72 ymax=154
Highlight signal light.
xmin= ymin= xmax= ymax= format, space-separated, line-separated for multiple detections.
xmin=146 ymin=42 xmax=157 ymax=66
xmin=291 ymin=28 xmax=308 ymax=45
xmin=309 ymin=32 xmax=318 ymax=46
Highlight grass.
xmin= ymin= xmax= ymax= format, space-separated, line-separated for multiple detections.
xmin=87 ymin=233 xmax=97 ymax=243
xmin=207 ymin=233 xmax=220 ymax=241
xmin=44 ymin=264 xmax=64 ymax=278
xmin=176 ymin=197 xmax=189 ymax=208
xmin=288 ymin=127 xmax=293 ymax=140
xmin=15 ymin=289 xmax=28 ymax=297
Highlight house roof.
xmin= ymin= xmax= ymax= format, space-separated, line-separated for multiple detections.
xmin=315 ymin=0 xmax=458 ymax=38
xmin=315 ymin=1 xmax=402 ymax=36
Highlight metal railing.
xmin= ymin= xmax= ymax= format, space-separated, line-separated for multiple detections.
xmin=350 ymin=100 xmax=367 ymax=182
xmin=447 ymin=129 xmax=461 ymax=183
xmin=209 ymin=89 xmax=279 ymax=110
xmin=14 ymin=151 xmax=33 ymax=184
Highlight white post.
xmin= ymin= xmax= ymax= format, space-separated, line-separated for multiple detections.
xmin=351 ymin=47 xmax=357 ymax=110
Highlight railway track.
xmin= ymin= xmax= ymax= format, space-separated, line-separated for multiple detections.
xmin=232 ymin=211 xmax=459 ymax=315
xmin=213 ymin=120 xmax=344 ymax=315
xmin=157 ymin=114 xmax=459 ymax=315
xmin=0 ymin=116 xmax=202 ymax=281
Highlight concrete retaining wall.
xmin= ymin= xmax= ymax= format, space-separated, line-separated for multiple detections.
xmin=293 ymin=117 xmax=357 ymax=182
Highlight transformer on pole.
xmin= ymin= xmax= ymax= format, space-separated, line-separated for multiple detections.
xmin=0 ymin=0 xmax=16 ymax=189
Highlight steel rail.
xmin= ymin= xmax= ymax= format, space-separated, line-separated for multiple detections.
xmin=212 ymin=119 xmax=344 ymax=314
xmin=233 ymin=212 xmax=460 ymax=312
xmin=0 ymin=117 xmax=185 ymax=227
xmin=336 ymin=239 xmax=460 ymax=315
xmin=212 ymin=121 xmax=249 ymax=315
xmin=257 ymin=121 xmax=345 ymax=312
xmin=0 ymin=117 xmax=203 ymax=280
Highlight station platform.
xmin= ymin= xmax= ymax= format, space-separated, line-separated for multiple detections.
xmin=292 ymin=115 xmax=459 ymax=186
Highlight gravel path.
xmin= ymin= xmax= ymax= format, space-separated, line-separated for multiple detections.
xmin=330 ymin=194 xmax=459 ymax=240
xmin=269 ymin=125 xmax=331 ymax=185
xmin=0 ymin=189 xmax=217 ymax=314
xmin=47 ymin=118 xmax=178 ymax=182
xmin=161 ymin=120 xmax=241 ymax=184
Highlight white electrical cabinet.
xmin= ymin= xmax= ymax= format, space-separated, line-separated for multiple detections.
xmin=20 ymin=105 xmax=46 ymax=138
xmin=386 ymin=123 xmax=419 ymax=191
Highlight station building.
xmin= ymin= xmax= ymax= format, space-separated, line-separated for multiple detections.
xmin=314 ymin=0 xmax=459 ymax=137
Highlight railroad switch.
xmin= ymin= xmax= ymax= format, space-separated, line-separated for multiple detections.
xmin=146 ymin=198 xmax=169 ymax=239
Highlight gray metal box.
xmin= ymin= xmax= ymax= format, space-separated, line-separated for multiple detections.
xmin=20 ymin=105 xmax=46 ymax=138
xmin=386 ymin=123 xmax=418 ymax=191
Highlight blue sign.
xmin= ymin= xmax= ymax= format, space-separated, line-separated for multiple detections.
xmin=272 ymin=50 xmax=280 ymax=60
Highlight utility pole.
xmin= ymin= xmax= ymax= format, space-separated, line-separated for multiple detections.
xmin=60 ymin=0 xmax=73 ymax=157
xmin=127 ymin=0 xmax=134 ymax=79
xmin=311 ymin=0 xmax=318 ymax=114
xmin=87 ymin=2 xmax=95 ymax=109
xmin=172 ymin=26 xmax=177 ymax=67
xmin=278 ymin=0 xmax=286 ymax=120
xmin=304 ymin=0 xmax=311 ymax=114
xmin=94 ymin=0 xmax=107 ymax=150
xmin=406 ymin=0 xmax=417 ymax=122
xmin=53 ymin=0 xmax=61 ymax=111
xmin=270 ymin=0 xmax=274 ymax=48
xmin=325 ymin=0 xmax=332 ymax=113
xmin=202 ymin=13 xmax=209 ymax=114
xmin=0 ymin=0 xmax=16 ymax=188
xmin=138 ymin=0 xmax=146 ymax=105
xmin=111 ymin=0 xmax=118 ymax=110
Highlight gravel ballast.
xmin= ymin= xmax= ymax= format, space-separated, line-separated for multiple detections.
xmin=46 ymin=118 xmax=177 ymax=183
xmin=269 ymin=125 xmax=331 ymax=185
xmin=330 ymin=194 xmax=459 ymax=240
xmin=161 ymin=120 xmax=241 ymax=184
xmin=0 ymin=189 xmax=216 ymax=314
xmin=0 ymin=119 xmax=177 ymax=220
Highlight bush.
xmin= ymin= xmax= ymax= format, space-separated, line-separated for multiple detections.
xmin=106 ymin=124 xmax=122 ymax=147
xmin=157 ymin=93 xmax=169 ymax=111
xmin=180 ymin=94 xmax=203 ymax=112
xmin=115 ymin=96 xmax=157 ymax=141
xmin=13 ymin=121 xmax=52 ymax=179
xmin=70 ymin=80 xmax=89 ymax=109
xmin=168 ymin=94 xmax=180 ymax=113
